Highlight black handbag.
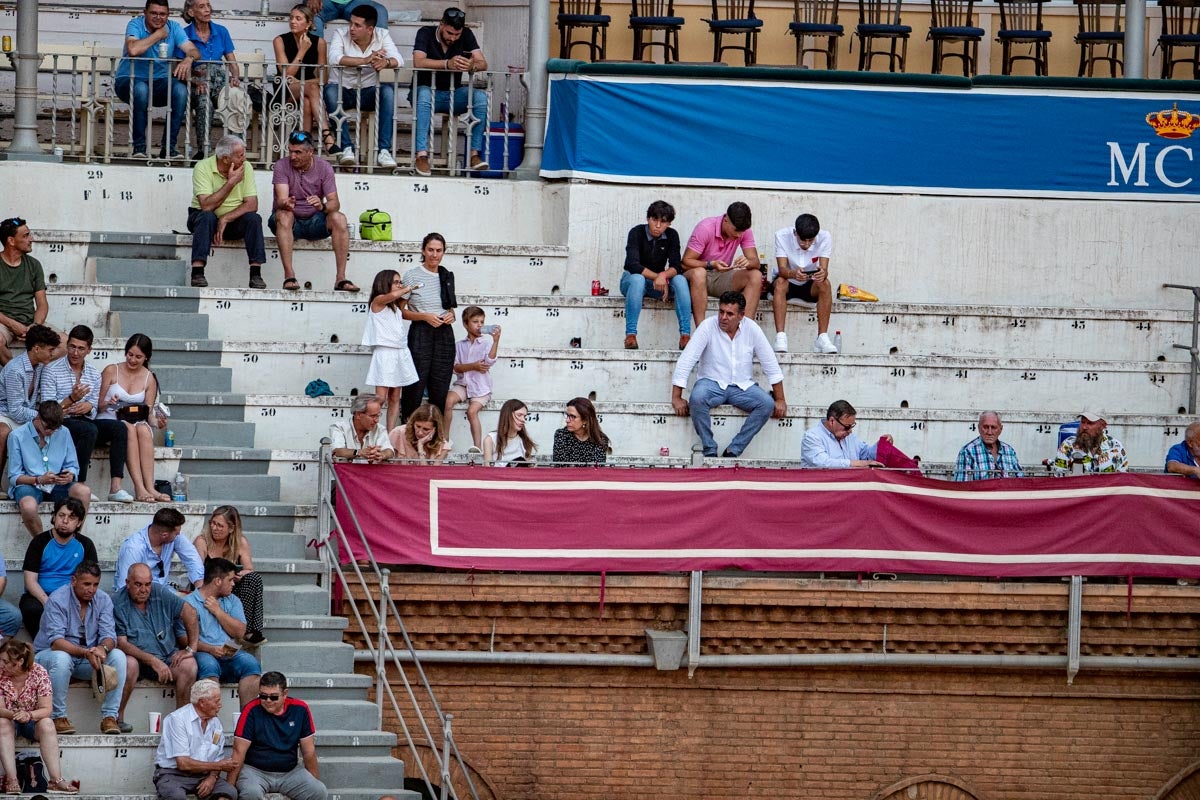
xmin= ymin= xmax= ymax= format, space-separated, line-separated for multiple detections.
xmin=116 ymin=403 xmax=150 ymax=423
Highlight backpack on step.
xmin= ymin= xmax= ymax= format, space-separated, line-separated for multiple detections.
xmin=359 ymin=209 xmax=392 ymax=241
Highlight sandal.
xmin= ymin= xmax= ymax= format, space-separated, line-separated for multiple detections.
xmin=322 ymin=130 xmax=337 ymax=153
xmin=334 ymin=279 xmax=360 ymax=293
xmin=46 ymin=778 xmax=79 ymax=795
xmin=5 ymin=775 xmax=20 ymax=794
xmin=282 ymin=277 xmax=300 ymax=291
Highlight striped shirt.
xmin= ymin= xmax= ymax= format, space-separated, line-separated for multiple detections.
xmin=0 ymin=353 xmax=42 ymax=424
xmin=38 ymin=356 xmax=101 ymax=419
xmin=402 ymin=265 xmax=448 ymax=314
xmin=954 ymin=437 xmax=1024 ymax=481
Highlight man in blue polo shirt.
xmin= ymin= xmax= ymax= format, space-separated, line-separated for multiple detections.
xmin=20 ymin=496 xmax=96 ymax=637
xmin=115 ymin=0 xmax=202 ymax=158
xmin=7 ymin=401 xmax=93 ymax=538
xmin=185 ymin=558 xmax=260 ymax=709
xmin=1166 ymin=421 xmax=1200 ymax=479
xmin=115 ymin=507 xmax=204 ymax=592
xmin=229 ymin=671 xmax=326 ymax=800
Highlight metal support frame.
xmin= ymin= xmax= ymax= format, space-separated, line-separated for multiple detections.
xmin=512 ymin=0 xmax=549 ymax=179
xmin=1125 ymin=0 xmax=1146 ymax=78
xmin=1164 ymin=283 xmax=1200 ymax=413
xmin=686 ymin=570 xmax=703 ymax=677
xmin=1067 ymin=575 xmax=1082 ymax=685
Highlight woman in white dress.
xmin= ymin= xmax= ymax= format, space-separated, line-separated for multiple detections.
xmin=96 ymin=334 xmax=169 ymax=503
xmin=363 ymin=269 xmax=417 ymax=432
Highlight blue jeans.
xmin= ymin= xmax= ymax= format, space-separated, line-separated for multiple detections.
xmin=194 ymin=649 xmax=261 ymax=682
xmin=313 ymin=0 xmax=387 ymax=36
xmin=115 ymin=76 xmax=188 ymax=155
xmin=0 ymin=600 xmax=19 ymax=638
xmin=324 ymin=83 xmax=394 ymax=152
xmin=687 ymin=377 xmax=775 ymax=457
xmin=412 ymin=84 xmax=488 ymax=154
xmin=36 ymin=647 xmax=127 ymax=719
xmin=619 ymin=272 xmax=691 ymax=336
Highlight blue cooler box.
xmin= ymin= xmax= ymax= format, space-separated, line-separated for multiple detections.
xmin=473 ymin=122 xmax=524 ymax=178
xmin=1057 ymin=421 xmax=1079 ymax=448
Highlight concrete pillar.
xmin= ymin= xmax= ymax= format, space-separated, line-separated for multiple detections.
xmin=5 ymin=0 xmax=49 ymax=158
xmin=1125 ymin=0 xmax=1146 ymax=79
xmin=512 ymin=0 xmax=548 ymax=179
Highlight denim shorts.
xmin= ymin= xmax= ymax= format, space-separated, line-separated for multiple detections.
xmin=10 ymin=484 xmax=70 ymax=505
xmin=193 ymin=650 xmax=261 ymax=682
xmin=268 ymin=211 xmax=330 ymax=241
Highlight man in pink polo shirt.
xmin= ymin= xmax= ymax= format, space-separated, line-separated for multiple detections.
xmin=682 ymin=202 xmax=762 ymax=330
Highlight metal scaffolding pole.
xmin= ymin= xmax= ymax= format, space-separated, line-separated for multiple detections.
xmin=1126 ymin=0 xmax=1146 ymax=78
xmin=512 ymin=0 xmax=548 ymax=179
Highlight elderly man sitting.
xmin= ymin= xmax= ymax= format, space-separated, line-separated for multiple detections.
xmin=329 ymin=396 xmax=393 ymax=462
xmin=187 ymin=134 xmax=265 ymax=290
xmin=153 ymin=678 xmax=239 ymax=800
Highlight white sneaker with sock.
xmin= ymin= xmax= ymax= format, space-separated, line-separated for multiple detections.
xmin=773 ymin=331 xmax=788 ymax=352
xmin=338 ymin=146 xmax=356 ymax=165
xmin=814 ymin=332 xmax=838 ymax=353
xmin=377 ymin=149 xmax=397 ymax=168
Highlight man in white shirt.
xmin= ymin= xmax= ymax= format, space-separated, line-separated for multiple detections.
xmin=328 ymin=396 xmax=394 ymax=461
xmin=152 ymin=679 xmax=239 ymax=800
xmin=801 ymin=399 xmax=887 ymax=469
xmin=670 ymin=290 xmax=786 ymax=458
xmin=324 ymin=5 xmax=402 ymax=168
xmin=771 ymin=213 xmax=837 ymax=354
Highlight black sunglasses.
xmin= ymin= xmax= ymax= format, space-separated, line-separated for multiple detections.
xmin=444 ymin=8 xmax=465 ymax=20
xmin=258 ymin=692 xmax=282 ymax=701
xmin=155 ymin=561 xmax=165 ymax=577
xmin=288 ymin=131 xmax=312 ymax=145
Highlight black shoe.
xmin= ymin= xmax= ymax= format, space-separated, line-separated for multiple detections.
xmin=190 ymin=272 xmax=208 ymax=288
xmin=721 ymin=449 xmax=737 ymax=458
xmin=248 ymin=274 xmax=267 ymax=290
xmin=241 ymin=630 xmax=267 ymax=646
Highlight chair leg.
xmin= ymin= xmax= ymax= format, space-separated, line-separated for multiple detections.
xmin=829 ymin=35 xmax=838 ymax=69
xmin=932 ymin=39 xmax=942 ymax=74
xmin=890 ymin=38 xmax=899 ymax=71
xmin=858 ymin=36 xmax=868 ymax=70
xmin=713 ymin=31 xmax=721 ymax=63
xmin=899 ymin=36 xmax=908 ymax=71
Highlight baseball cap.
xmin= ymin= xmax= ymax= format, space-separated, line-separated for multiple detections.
xmin=1079 ymin=408 xmax=1106 ymax=423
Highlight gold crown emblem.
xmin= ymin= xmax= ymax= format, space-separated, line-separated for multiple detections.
xmin=1145 ymin=103 xmax=1200 ymax=139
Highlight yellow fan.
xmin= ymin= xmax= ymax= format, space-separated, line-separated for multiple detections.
xmin=838 ymin=283 xmax=879 ymax=302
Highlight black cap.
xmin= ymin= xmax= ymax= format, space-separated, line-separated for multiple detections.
xmin=442 ymin=7 xmax=465 ymax=28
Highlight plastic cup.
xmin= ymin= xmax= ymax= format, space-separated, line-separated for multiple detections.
xmin=148 ymin=711 xmax=161 ymax=733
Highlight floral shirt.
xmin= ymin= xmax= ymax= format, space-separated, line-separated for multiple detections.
xmin=1052 ymin=432 xmax=1129 ymax=475
xmin=0 ymin=663 xmax=51 ymax=714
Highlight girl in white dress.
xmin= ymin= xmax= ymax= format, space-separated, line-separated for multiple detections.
xmin=363 ymin=269 xmax=417 ymax=432
xmin=96 ymin=334 xmax=169 ymax=503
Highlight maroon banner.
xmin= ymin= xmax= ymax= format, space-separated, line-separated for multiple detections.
xmin=332 ymin=464 xmax=1200 ymax=577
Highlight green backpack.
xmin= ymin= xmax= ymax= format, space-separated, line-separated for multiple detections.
xmin=359 ymin=209 xmax=392 ymax=241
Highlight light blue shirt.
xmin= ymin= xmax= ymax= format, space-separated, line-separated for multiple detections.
xmin=32 ymin=582 xmax=116 ymax=652
xmin=7 ymin=421 xmax=79 ymax=491
xmin=114 ymin=524 xmax=205 ymax=591
xmin=39 ymin=356 xmax=102 ymax=419
xmin=801 ymin=422 xmax=877 ymax=469
xmin=184 ymin=590 xmax=245 ymax=646
xmin=117 ymin=16 xmax=189 ymax=82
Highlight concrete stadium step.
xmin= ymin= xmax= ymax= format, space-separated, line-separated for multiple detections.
xmin=263 ymin=584 xmax=331 ymax=617
xmin=94 ymin=257 xmax=190 ymax=288
xmin=264 ymin=614 xmax=348 ymax=643
xmin=150 ymin=364 xmax=232 ymax=393
xmin=114 ymin=311 xmax=211 ymax=340
xmin=259 ymin=640 xmax=355 ymax=674
xmin=163 ymin=419 xmax=254 ymax=447
xmin=108 ymin=287 xmax=201 ymax=315
xmin=187 ymin=473 xmax=282 ymax=502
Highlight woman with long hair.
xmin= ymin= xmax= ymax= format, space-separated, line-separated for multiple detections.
xmin=363 ymin=269 xmax=416 ymax=431
xmin=389 ymin=403 xmax=451 ymax=462
xmin=0 ymin=640 xmax=77 ymax=793
xmin=552 ymin=397 xmax=611 ymax=464
xmin=96 ymin=334 xmax=168 ymax=503
xmin=272 ymin=3 xmax=330 ymax=149
xmin=400 ymin=232 xmax=457 ymax=422
xmin=193 ymin=506 xmax=266 ymax=645
xmin=483 ymin=399 xmax=536 ymax=466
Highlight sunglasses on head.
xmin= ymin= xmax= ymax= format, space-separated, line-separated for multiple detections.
xmin=288 ymin=131 xmax=312 ymax=145
xmin=444 ymin=8 xmax=465 ymax=20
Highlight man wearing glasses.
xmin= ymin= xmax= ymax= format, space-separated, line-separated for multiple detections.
xmin=7 ymin=401 xmax=93 ymax=538
xmin=410 ymin=7 xmax=490 ymax=177
xmin=114 ymin=562 xmax=200 ymax=732
xmin=801 ymin=399 xmax=886 ymax=469
xmin=269 ymin=131 xmax=357 ymax=293
xmin=0 ymin=217 xmax=58 ymax=367
xmin=114 ymin=507 xmax=205 ymax=592
xmin=228 ymin=671 xmax=326 ymax=800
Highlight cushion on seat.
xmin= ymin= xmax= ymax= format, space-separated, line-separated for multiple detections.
xmin=857 ymin=23 xmax=912 ymax=34
xmin=997 ymin=28 xmax=1052 ymax=40
xmin=790 ymin=21 xmax=844 ymax=33
xmin=1076 ymin=30 xmax=1124 ymax=41
xmin=707 ymin=17 xmax=764 ymax=28
xmin=930 ymin=25 xmax=985 ymax=37
xmin=1160 ymin=33 xmax=1200 ymax=43
xmin=630 ymin=15 xmax=686 ymax=25
xmin=559 ymin=13 xmax=612 ymax=23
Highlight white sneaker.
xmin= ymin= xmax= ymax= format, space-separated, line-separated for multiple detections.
xmin=773 ymin=331 xmax=788 ymax=352
xmin=338 ymin=146 xmax=356 ymax=165
xmin=377 ymin=149 xmax=396 ymax=168
xmin=814 ymin=332 xmax=838 ymax=354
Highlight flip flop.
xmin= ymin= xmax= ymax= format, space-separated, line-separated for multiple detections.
xmin=282 ymin=277 xmax=300 ymax=291
xmin=334 ymin=279 xmax=360 ymax=293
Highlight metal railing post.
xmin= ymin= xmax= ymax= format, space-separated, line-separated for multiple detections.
xmin=377 ymin=567 xmax=390 ymax=728
xmin=318 ymin=438 xmax=332 ymax=541
xmin=1163 ymin=284 xmax=1200 ymax=414
xmin=1067 ymin=575 xmax=1082 ymax=685
xmin=686 ymin=570 xmax=703 ymax=677
xmin=439 ymin=713 xmax=454 ymax=800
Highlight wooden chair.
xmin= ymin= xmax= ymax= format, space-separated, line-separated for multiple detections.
xmin=928 ymin=0 xmax=984 ymax=74
xmin=1073 ymin=0 xmax=1124 ymax=76
xmin=557 ymin=0 xmax=612 ymax=61
xmin=703 ymin=0 xmax=763 ymax=65
xmin=855 ymin=0 xmax=911 ymax=71
xmin=789 ymin=0 xmax=844 ymax=69
xmin=994 ymin=0 xmax=1051 ymax=76
xmin=1158 ymin=0 xmax=1200 ymax=79
xmin=629 ymin=0 xmax=686 ymax=62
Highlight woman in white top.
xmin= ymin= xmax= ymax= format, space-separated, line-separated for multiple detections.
xmin=96 ymin=334 xmax=169 ymax=503
xmin=483 ymin=398 xmax=537 ymax=466
xmin=364 ymin=269 xmax=416 ymax=432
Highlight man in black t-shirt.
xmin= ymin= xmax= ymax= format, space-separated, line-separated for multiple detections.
xmin=619 ymin=200 xmax=690 ymax=351
xmin=229 ymin=671 xmax=326 ymax=800
xmin=410 ymin=7 xmax=490 ymax=177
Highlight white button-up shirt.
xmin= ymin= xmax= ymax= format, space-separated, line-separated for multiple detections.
xmin=328 ymin=27 xmax=403 ymax=90
xmin=155 ymin=702 xmax=225 ymax=769
xmin=672 ymin=315 xmax=783 ymax=391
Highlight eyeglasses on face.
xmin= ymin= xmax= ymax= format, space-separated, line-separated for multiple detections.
xmin=834 ymin=417 xmax=855 ymax=431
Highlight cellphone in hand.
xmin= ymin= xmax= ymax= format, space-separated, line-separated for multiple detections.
xmin=481 ymin=325 xmax=498 ymax=334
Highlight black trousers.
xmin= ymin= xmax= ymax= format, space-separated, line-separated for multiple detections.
xmin=63 ymin=416 xmax=128 ymax=482
xmin=18 ymin=593 xmax=43 ymax=640
xmin=401 ymin=321 xmax=456 ymax=422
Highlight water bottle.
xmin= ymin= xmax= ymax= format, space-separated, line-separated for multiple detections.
xmin=171 ymin=472 xmax=188 ymax=503
xmin=833 ymin=330 xmax=843 ymax=352
xmin=164 ymin=429 xmax=175 ymax=447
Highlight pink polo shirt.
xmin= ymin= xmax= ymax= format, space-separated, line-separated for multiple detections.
xmin=685 ymin=215 xmax=756 ymax=264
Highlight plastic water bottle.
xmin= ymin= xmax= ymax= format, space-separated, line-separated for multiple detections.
xmin=171 ymin=473 xmax=188 ymax=503
xmin=833 ymin=330 xmax=843 ymax=352
xmin=164 ymin=430 xmax=175 ymax=447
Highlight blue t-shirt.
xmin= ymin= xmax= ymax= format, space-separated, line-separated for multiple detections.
xmin=117 ymin=17 xmax=189 ymax=82
xmin=22 ymin=531 xmax=98 ymax=594
xmin=236 ymin=698 xmax=317 ymax=773
xmin=181 ymin=21 xmax=235 ymax=64
xmin=114 ymin=583 xmax=187 ymax=660
xmin=1165 ymin=441 xmax=1198 ymax=477
xmin=184 ymin=591 xmax=245 ymax=646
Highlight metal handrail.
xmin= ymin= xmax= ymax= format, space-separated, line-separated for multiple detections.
xmin=316 ymin=437 xmax=481 ymax=800
xmin=1164 ymin=283 xmax=1200 ymax=414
